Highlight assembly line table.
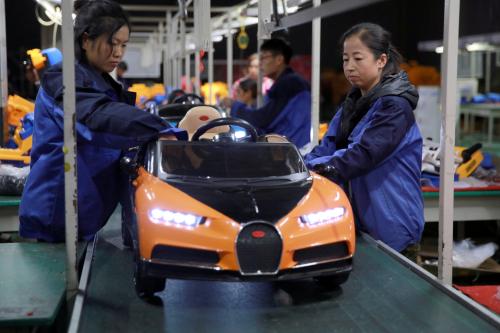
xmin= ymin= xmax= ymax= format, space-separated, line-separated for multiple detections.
xmin=422 ymin=189 xmax=500 ymax=222
xmin=460 ymin=103 xmax=500 ymax=144
xmin=76 ymin=212 xmax=499 ymax=333
xmin=0 ymin=243 xmax=67 ymax=328
xmin=0 ymin=196 xmax=20 ymax=232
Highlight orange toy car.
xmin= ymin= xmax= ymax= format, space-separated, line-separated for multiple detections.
xmin=121 ymin=117 xmax=356 ymax=299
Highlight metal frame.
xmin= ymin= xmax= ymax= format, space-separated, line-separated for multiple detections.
xmin=274 ymin=0 xmax=385 ymax=30
xmin=438 ymin=0 xmax=460 ymax=285
xmin=67 ymin=236 xmax=99 ymax=333
xmin=310 ymin=0 xmax=321 ymax=146
xmin=62 ymin=0 xmax=78 ymax=302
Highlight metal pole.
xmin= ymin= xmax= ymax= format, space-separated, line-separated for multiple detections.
xmin=311 ymin=0 xmax=321 ymax=146
xmin=208 ymin=46 xmax=214 ymax=105
xmin=438 ymin=0 xmax=460 ymax=285
xmin=166 ymin=12 xmax=172 ymax=89
xmin=161 ymin=21 xmax=167 ymax=89
xmin=180 ymin=16 xmax=187 ymax=90
xmin=226 ymin=12 xmax=233 ymax=96
xmin=62 ymin=0 xmax=78 ymax=300
xmin=195 ymin=51 xmax=201 ymax=95
xmin=257 ymin=0 xmax=272 ymax=107
xmin=485 ymin=51 xmax=491 ymax=93
xmin=185 ymin=52 xmax=191 ymax=93
xmin=0 ymin=0 xmax=7 ymax=145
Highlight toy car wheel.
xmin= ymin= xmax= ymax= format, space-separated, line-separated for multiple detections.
xmin=134 ymin=258 xmax=166 ymax=298
xmin=315 ymin=271 xmax=350 ymax=288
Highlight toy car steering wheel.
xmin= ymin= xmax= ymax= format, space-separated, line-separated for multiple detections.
xmin=173 ymin=93 xmax=204 ymax=105
xmin=191 ymin=117 xmax=259 ymax=142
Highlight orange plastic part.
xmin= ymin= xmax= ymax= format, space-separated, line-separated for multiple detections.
xmin=27 ymin=49 xmax=47 ymax=70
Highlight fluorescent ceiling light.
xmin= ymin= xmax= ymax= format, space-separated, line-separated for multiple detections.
xmin=465 ymin=42 xmax=495 ymax=52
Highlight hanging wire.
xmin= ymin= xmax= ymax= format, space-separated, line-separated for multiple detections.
xmin=35 ymin=4 xmax=56 ymax=26
xmin=52 ymin=21 xmax=58 ymax=48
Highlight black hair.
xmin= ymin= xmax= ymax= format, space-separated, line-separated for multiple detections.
xmin=74 ymin=0 xmax=130 ymax=62
xmin=117 ymin=61 xmax=128 ymax=70
xmin=339 ymin=22 xmax=402 ymax=77
xmin=238 ymin=78 xmax=257 ymax=99
xmin=260 ymin=38 xmax=293 ymax=65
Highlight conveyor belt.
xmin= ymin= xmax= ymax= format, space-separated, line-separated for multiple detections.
xmin=78 ymin=212 xmax=499 ymax=333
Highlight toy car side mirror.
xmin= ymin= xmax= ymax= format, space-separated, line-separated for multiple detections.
xmin=120 ymin=156 xmax=138 ymax=178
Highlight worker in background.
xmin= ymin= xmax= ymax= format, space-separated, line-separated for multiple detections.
xmin=224 ymin=38 xmax=312 ymax=153
xmin=231 ymin=53 xmax=273 ymax=99
xmin=116 ymin=60 xmax=129 ymax=89
xmin=305 ymin=23 xmax=424 ymax=256
xmin=19 ymin=0 xmax=186 ymax=242
xmin=235 ymin=78 xmax=257 ymax=108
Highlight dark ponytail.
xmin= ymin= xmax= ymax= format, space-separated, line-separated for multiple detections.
xmin=339 ymin=22 xmax=402 ymax=77
xmin=73 ymin=0 xmax=130 ymax=62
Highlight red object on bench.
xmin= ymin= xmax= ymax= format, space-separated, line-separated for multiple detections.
xmin=454 ymin=285 xmax=500 ymax=314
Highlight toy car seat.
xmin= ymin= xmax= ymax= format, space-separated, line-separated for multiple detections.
xmin=178 ymin=106 xmax=230 ymax=140
xmin=258 ymin=133 xmax=290 ymax=143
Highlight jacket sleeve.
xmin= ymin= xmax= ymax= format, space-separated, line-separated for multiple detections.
xmin=304 ymin=111 xmax=342 ymax=167
xmin=72 ymin=66 xmax=186 ymax=147
xmin=330 ymin=97 xmax=415 ymax=180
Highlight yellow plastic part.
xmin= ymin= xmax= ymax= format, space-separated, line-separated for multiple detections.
xmin=27 ymin=48 xmax=47 ymax=70
xmin=454 ymin=146 xmax=483 ymax=179
xmin=128 ymin=83 xmax=151 ymax=107
xmin=0 ymin=95 xmax=35 ymax=164
xmin=0 ymin=132 xmax=32 ymax=164
xmin=319 ymin=123 xmax=328 ymax=140
xmin=200 ymin=81 xmax=228 ymax=105
xmin=149 ymin=83 xmax=166 ymax=99
xmin=7 ymin=95 xmax=35 ymax=128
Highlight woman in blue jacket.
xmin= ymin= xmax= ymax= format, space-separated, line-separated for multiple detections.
xmin=19 ymin=0 xmax=185 ymax=242
xmin=305 ymin=23 xmax=424 ymax=253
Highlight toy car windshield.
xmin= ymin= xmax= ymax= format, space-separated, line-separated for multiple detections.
xmin=158 ymin=141 xmax=309 ymax=183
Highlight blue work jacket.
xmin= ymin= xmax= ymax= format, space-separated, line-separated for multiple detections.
xmin=19 ymin=62 xmax=185 ymax=242
xmin=305 ymin=95 xmax=424 ymax=251
xmin=231 ymin=67 xmax=311 ymax=149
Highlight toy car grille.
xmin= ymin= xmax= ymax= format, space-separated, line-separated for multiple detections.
xmin=152 ymin=245 xmax=219 ymax=266
xmin=236 ymin=222 xmax=282 ymax=275
xmin=293 ymin=241 xmax=349 ymax=265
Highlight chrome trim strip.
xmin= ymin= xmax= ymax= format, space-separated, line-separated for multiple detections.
xmin=147 ymin=258 xmax=221 ymax=271
xmin=293 ymin=254 xmax=353 ymax=269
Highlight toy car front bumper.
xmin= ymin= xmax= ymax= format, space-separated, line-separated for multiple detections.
xmin=139 ymin=257 xmax=353 ymax=282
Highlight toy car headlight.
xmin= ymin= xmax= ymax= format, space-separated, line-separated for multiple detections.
xmin=301 ymin=207 xmax=346 ymax=226
xmin=149 ymin=209 xmax=204 ymax=227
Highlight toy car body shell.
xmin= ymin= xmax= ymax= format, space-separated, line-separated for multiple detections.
xmin=132 ymin=158 xmax=355 ymax=281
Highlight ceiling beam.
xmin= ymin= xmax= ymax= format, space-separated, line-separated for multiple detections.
xmin=122 ymin=5 xmax=232 ymax=13
xmin=129 ymin=16 xmax=194 ymax=23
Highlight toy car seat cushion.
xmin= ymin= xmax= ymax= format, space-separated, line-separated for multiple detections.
xmin=178 ymin=106 xmax=229 ymax=140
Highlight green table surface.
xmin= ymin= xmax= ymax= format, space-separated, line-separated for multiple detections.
xmin=78 ymin=212 xmax=499 ymax=333
xmin=422 ymin=190 xmax=500 ymax=198
xmin=0 ymin=196 xmax=21 ymax=206
xmin=0 ymin=243 xmax=66 ymax=327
